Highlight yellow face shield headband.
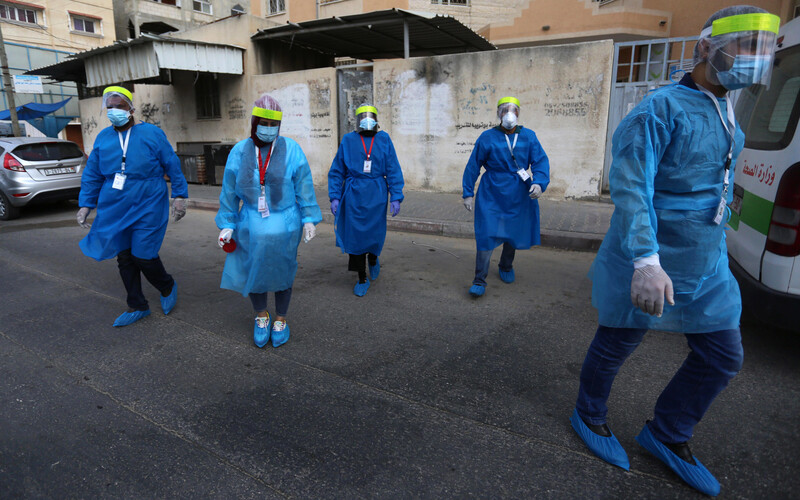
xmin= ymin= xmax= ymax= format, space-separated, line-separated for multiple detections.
xmin=252 ymin=107 xmax=283 ymax=121
xmin=711 ymin=13 xmax=780 ymax=36
xmin=356 ymin=105 xmax=378 ymax=116
xmin=497 ymin=97 xmax=521 ymax=108
xmin=103 ymin=86 xmax=133 ymax=102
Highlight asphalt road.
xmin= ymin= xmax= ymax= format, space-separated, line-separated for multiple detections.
xmin=1 ymin=204 xmax=798 ymax=498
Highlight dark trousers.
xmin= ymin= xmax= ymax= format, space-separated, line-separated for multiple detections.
xmin=348 ymin=253 xmax=378 ymax=282
xmin=117 ymin=249 xmax=174 ymax=311
xmin=575 ymin=325 xmax=744 ymax=444
xmin=248 ymin=288 xmax=293 ymax=316
xmin=473 ymin=243 xmax=516 ymax=286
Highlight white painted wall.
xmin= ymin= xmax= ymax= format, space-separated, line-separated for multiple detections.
xmin=373 ymin=40 xmax=614 ymax=199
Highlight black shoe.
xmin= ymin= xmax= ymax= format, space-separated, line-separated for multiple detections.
xmin=664 ymin=441 xmax=697 ymax=465
xmin=581 ymin=416 xmax=612 ymax=437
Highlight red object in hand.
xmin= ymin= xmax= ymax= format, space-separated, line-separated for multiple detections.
xmin=222 ymin=238 xmax=237 ymax=253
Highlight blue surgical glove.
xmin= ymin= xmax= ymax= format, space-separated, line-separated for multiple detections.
xmin=390 ymin=200 xmax=401 ymax=217
xmin=330 ymin=199 xmax=339 ymax=215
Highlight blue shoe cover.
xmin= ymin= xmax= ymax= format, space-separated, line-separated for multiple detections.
xmin=113 ymin=309 xmax=151 ymax=327
xmin=354 ymin=279 xmax=370 ymax=297
xmin=636 ymin=423 xmax=720 ymax=496
xmin=369 ymin=259 xmax=380 ymax=280
xmin=253 ymin=314 xmax=270 ymax=348
xmin=271 ymin=321 xmax=290 ymax=348
xmin=469 ymin=284 xmax=485 ymax=297
xmin=160 ymin=282 xmax=178 ymax=315
xmin=570 ymin=409 xmax=630 ymax=470
xmin=499 ymin=268 xmax=515 ymax=283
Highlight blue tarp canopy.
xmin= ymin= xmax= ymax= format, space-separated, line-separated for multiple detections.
xmin=0 ymin=98 xmax=74 ymax=137
xmin=0 ymin=98 xmax=71 ymax=120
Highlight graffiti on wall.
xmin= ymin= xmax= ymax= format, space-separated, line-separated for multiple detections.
xmin=139 ymin=103 xmax=161 ymax=126
xmin=227 ymin=97 xmax=246 ymax=120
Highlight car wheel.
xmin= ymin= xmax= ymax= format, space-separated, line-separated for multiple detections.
xmin=0 ymin=190 xmax=21 ymax=220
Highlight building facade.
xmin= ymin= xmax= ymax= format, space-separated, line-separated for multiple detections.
xmin=114 ymin=0 xmax=257 ymax=40
xmin=1 ymin=0 xmax=115 ymax=141
xmin=251 ymin=0 xmax=799 ymax=46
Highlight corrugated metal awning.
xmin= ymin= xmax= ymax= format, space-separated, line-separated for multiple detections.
xmin=251 ymin=8 xmax=495 ymax=60
xmin=26 ymin=34 xmax=244 ymax=87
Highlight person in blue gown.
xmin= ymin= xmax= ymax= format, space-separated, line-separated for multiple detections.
xmin=216 ymin=94 xmax=322 ymax=348
xmin=77 ymin=86 xmax=188 ymax=327
xmin=328 ymin=104 xmax=404 ymax=297
xmin=570 ymin=7 xmax=781 ymax=496
xmin=462 ymin=96 xmax=550 ymax=297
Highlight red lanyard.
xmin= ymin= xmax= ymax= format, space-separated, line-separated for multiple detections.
xmin=257 ymin=145 xmax=273 ymax=186
xmin=360 ymin=135 xmax=375 ymax=160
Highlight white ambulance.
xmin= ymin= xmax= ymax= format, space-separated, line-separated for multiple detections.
xmin=728 ymin=16 xmax=800 ymax=331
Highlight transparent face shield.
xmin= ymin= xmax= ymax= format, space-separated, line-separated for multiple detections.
xmin=101 ymin=86 xmax=133 ymax=111
xmin=496 ymin=102 xmax=519 ymax=120
xmin=703 ymin=13 xmax=781 ymax=91
xmin=356 ymin=105 xmax=378 ymax=132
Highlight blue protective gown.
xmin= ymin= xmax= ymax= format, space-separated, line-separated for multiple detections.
xmin=462 ymin=126 xmax=550 ymax=251
xmin=216 ymin=137 xmax=322 ymax=296
xmin=328 ymin=131 xmax=404 ymax=256
xmin=591 ymin=84 xmax=744 ymax=333
xmin=79 ymin=122 xmax=188 ymax=261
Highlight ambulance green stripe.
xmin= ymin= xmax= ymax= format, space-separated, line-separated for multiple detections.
xmin=738 ymin=190 xmax=774 ymax=236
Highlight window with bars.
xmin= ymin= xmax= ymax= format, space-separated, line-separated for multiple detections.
xmin=267 ymin=0 xmax=285 ymax=15
xmin=431 ymin=0 xmax=469 ymax=5
xmin=195 ymin=73 xmax=221 ymax=119
xmin=193 ymin=0 xmax=212 ymax=14
xmin=0 ymin=3 xmax=38 ymax=24
xmin=71 ymin=16 xmax=97 ymax=34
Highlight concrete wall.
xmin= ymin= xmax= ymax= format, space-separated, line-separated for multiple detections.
xmin=373 ymin=40 xmax=614 ymax=200
xmin=251 ymin=68 xmax=338 ymax=185
xmin=79 ymin=66 xmax=337 ymax=188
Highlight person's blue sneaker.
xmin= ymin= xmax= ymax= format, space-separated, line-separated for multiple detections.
xmin=499 ymin=267 xmax=515 ymax=283
xmin=570 ymin=409 xmax=630 ymax=470
xmin=636 ymin=423 xmax=720 ymax=496
xmin=271 ymin=320 xmax=290 ymax=348
xmin=469 ymin=284 xmax=485 ymax=297
xmin=354 ymin=279 xmax=370 ymax=297
xmin=113 ymin=309 xmax=151 ymax=327
xmin=253 ymin=314 xmax=271 ymax=348
xmin=369 ymin=258 xmax=380 ymax=280
xmin=160 ymin=282 xmax=178 ymax=315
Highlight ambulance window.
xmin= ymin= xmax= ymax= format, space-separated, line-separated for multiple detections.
xmin=737 ymin=45 xmax=800 ymax=150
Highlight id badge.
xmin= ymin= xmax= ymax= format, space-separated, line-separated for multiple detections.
xmin=112 ymin=173 xmax=126 ymax=190
xmin=258 ymin=196 xmax=266 ymax=211
xmin=261 ymin=205 xmax=270 ymax=218
xmin=713 ymin=195 xmax=727 ymax=225
xmin=516 ymin=169 xmax=531 ymax=182
xmin=363 ymin=160 xmax=372 ymax=173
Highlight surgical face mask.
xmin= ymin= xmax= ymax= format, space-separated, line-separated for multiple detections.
xmin=714 ymin=53 xmax=771 ymax=90
xmin=107 ymin=108 xmax=131 ymax=127
xmin=359 ymin=118 xmax=377 ymax=131
xmin=501 ymin=112 xmax=517 ymax=130
xmin=256 ymin=124 xmax=279 ymax=143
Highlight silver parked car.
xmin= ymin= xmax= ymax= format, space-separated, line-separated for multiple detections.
xmin=0 ymin=137 xmax=85 ymax=220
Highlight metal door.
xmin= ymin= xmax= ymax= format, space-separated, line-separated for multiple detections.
xmin=602 ymin=36 xmax=698 ymax=191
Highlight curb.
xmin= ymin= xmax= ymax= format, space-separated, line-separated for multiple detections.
xmin=192 ymin=200 xmax=603 ymax=252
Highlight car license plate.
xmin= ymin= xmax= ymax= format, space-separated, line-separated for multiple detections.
xmin=43 ymin=166 xmax=76 ymax=176
xmin=730 ymin=183 xmax=744 ymax=216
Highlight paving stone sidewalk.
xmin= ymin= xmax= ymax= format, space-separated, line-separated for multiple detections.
xmin=187 ymin=184 xmax=613 ymax=251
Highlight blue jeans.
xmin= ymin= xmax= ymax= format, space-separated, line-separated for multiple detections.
xmin=473 ymin=243 xmax=516 ymax=286
xmin=249 ymin=288 xmax=292 ymax=316
xmin=575 ymin=325 xmax=743 ymax=444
